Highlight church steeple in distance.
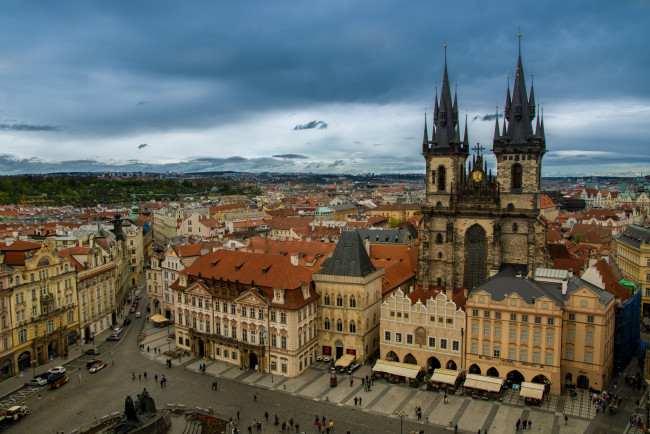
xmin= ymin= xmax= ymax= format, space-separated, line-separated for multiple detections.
xmin=431 ymin=42 xmax=460 ymax=149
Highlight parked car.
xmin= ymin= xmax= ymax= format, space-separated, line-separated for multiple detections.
xmin=113 ymin=327 xmax=123 ymax=335
xmin=89 ymin=361 xmax=107 ymax=373
xmin=107 ymin=334 xmax=120 ymax=341
xmin=24 ymin=377 xmax=47 ymax=387
xmin=130 ymin=307 xmax=136 ymax=313
xmin=47 ymin=366 xmax=66 ymax=375
xmin=0 ymin=405 xmax=30 ymax=422
xmin=123 ymin=318 xmax=132 ymax=326
xmin=135 ymin=312 xmax=142 ymax=318
xmin=85 ymin=348 xmax=101 ymax=355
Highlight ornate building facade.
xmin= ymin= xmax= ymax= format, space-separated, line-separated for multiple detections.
xmin=418 ymin=40 xmax=548 ymax=292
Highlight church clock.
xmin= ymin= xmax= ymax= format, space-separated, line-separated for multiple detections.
xmin=472 ymin=170 xmax=483 ymax=182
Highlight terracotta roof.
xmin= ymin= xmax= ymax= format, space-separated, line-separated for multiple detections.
xmin=540 ymin=194 xmax=556 ymax=209
xmin=554 ymin=258 xmax=585 ymax=276
xmin=0 ymin=239 xmax=42 ymax=251
xmin=548 ymin=243 xmax=571 ymax=260
xmin=246 ymin=238 xmax=335 ymax=268
xmin=173 ymin=242 xmax=217 ymax=258
xmin=369 ymin=244 xmax=418 ymax=273
xmin=594 ymin=258 xmax=632 ymax=301
xmin=268 ymin=217 xmax=314 ymax=230
xmin=374 ymin=260 xmax=415 ymax=295
xmin=209 ymin=203 xmax=247 ymax=214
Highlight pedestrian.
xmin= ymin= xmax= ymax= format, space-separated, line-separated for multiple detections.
xmin=247 ymin=426 xmax=252 ymax=433
xmin=265 ymin=411 xmax=268 ymax=422
xmin=315 ymin=415 xmax=319 ymax=426
xmin=144 ymin=371 xmax=148 ymax=380
xmin=237 ymin=410 xmax=240 ymax=420
xmin=354 ymin=397 xmax=358 ymax=406
xmin=361 ymin=377 xmax=364 ymax=385
xmin=516 ymin=418 xmax=520 ymax=431
xmin=295 ymin=423 xmax=299 ymax=433
xmin=521 ymin=419 xmax=526 ymax=430
xmin=138 ymin=373 xmax=141 ymax=381
xmin=455 ymin=423 xmax=458 ymax=433
xmin=318 ymin=422 xmax=322 ymax=431
xmin=358 ymin=396 xmax=362 ymax=406
xmin=350 ymin=377 xmax=353 ymax=387
xmin=154 ymin=374 xmax=158 ymax=383
xmin=160 ymin=379 xmax=164 ymax=388
xmin=564 ymin=414 xmax=568 ymax=425
xmin=528 ymin=420 xmax=531 ymax=429
xmin=147 ymin=346 xmax=150 ymax=352
xmin=254 ymin=393 xmax=257 ymax=402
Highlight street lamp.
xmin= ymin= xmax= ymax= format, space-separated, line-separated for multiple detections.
xmin=395 ymin=410 xmax=407 ymax=434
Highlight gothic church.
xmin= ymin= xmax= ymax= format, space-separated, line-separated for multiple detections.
xmin=418 ymin=39 xmax=548 ymax=291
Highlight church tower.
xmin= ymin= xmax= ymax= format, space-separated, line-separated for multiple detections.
xmin=418 ymin=38 xmax=548 ymax=293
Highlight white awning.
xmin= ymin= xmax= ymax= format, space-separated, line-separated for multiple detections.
xmin=335 ymin=354 xmax=355 ymax=367
xmin=463 ymin=374 xmax=504 ymax=393
xmin=372 ymin=360 xmax=421 ymax=378
xmin=430 ymin=368 xmax=461 ymax=385
xmin=519 ymin=382 xmax=545 ymax=400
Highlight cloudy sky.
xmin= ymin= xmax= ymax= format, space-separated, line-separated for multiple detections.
xmin=0 ymin=0 xmax=648 ymax=177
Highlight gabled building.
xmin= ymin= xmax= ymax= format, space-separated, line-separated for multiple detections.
xmin=170 ymin=249 xmax=318 ymax=377
xmin=313 ymin=230 xmax=384 ymax=362
xmin=612 ymin=225 xmax=650 ymax=317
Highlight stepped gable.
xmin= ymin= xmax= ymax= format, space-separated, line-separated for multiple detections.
xmin=321 ymin=230 xmax=376 ymax=277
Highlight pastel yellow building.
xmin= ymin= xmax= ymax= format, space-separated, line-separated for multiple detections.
xmin=613 ymin=225 xmax=650 ymax=317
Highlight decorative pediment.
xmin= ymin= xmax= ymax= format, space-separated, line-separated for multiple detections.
xmin=184 ymin=280 xmax=211 ymax=296
xmin=234 ymin=290 xmax=266 ymax=306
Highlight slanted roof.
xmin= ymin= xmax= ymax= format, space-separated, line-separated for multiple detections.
xmin=614 ymin=224 xmax=650 ymax=249
xmin=321 ymin=230 xmax=376 ymax=277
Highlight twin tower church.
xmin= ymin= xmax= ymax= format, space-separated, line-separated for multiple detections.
xmin=417 ymin=38 xmax=549 ymax=292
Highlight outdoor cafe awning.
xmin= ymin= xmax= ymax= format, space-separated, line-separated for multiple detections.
xmin=335 ymin=354 xmax=355 ymax=367
xmin=372 ymin=359 xmax=421 ymax=378
xmin=430 ymin=368 xmax=461 ymax=385
xmin=150 ymin=314 xmax=171 ymax=324
xmin=463 ymin=374 xmax=504 ymax=393
xmin=519 ymin=382 xmax=545 ymax=400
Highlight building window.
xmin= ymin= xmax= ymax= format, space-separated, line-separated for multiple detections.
xmin=324 ymin=294 xmax=330 ymax=305
xmin=521 ymin=329 xmax=528 ymax=341
xmin=385 ymin=331 xmax=391 ymax=341
xmin=452 ymin=340 xmax=459 ymax=351
xmin=566 ymin=347 xmax=574 ymax=361
xmin=336 ymin=295 xmax=343 ymax=307
xmin=483 ymin=325 xmax=490 ymax=336
xmin=472 ymin=309 xmax=479 ymax=317
xmin=406 ymin=334 xmax=413 ymax=344
xmin=281 ymin=336 xmax=287 ymax=349
xmin=534 ymin=316 xmax=542 ymax=324
xmin=437 ymin=165 xmax=446 ymax=191
xmin=471 ymin=343 xmax=478 ymax=354
xmin=494 ymin=312 xmax=501 ymax=320
xmin=547 ymin=318 xmax=555 ymax=326
xmin=242 ymin=329 xmax=248 ymax=342
xmin=585 ymin=351 xmax=593 ymax=364
xmin=231 ymin=304 xmax=236 ymax=315
xmin=215 ymin=323 xmax=220 ymax=335
xmin=494 ymin=326 xmax=501 ymax=338
xmin=521 ymin=315 xmax=528 ymax=323
xmin=429 ymin=337 xmax=436 ymax=348
xmin=493 ymin=347 xmax=501 ymax=358
xmin=280 ymin=313 xmax=287 ymax=324
xmin=533 ymin=331 xmax=541 ymax=343
xmin=508 ymin=348 xmax=516 ymax=360
xmin=546 ymin=333 xmax=554 ymax=344
xmin=509 ymin=328 xmax=516 ymax=339
xmin=349 ymin=296 xmax=356 ymax=308
xmin=259 ymin=309 xmax=264 ymax=320
xmin=586 ymin=331 xmax=594 ymax=343
xmin=270 ymin=311 xmax=276 ymax=322
xmin=510 ymin=313 xmax=517 ymax=321
xmin=395 ymin=333 xmax=402 ymax=343
xmin=482 ymin=344 xmax=489 ymax=356
xmin=512 ymin=163 xmax=522 ymax=189
xmin=281 ymin=363 xmax=287 ymax=373
xmin=519 ymin=349 xmax=527 ymax=362
xmin=18 ymin=328 xmax=28 ymax=344
xmin=545 ymin=352 xmax=553 ymax=366
xmin=231 ymin=326 xmax=237 ymax=339
xmin=440 ymin=339 xmax=447 ymax=349
xmin=324 ymin=318 xmax=330 ymax=330
xmin=222 ymin=303 xmax=228 ymax=313
xmin=271 ymin=334 xmax=276 ymax=347
xmin=484 ymin=311 xmax=491 ymax=318
xmin=587 ymin=315 xmax=594 ymax=323
xmin=350 ymin=321 xmax=357 ymax=333
xmin=336 ymin=320 xmax=342 ymax=332
xmin=471 ymin=324 xmax=479 ymax=334
xmin=567 ymin=328 xmax=575 ymax=340
xmin=241 ymin=306 xmax=247 ymax=317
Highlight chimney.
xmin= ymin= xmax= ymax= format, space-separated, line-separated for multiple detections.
xmin=290 ymin=254 xmax=299 ymax=266
xmin=567 ymin=269 xmax=574 ymax=279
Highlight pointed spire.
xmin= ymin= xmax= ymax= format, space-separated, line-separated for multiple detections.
xmin=502 ymin=117 xmax=507 ymax=136
xmin=535 ymin=104 xmax=541 ymax=138
xmin=463 ymin=112 xmax=469 ymax=147
xmin=540 ymin=105 xmax=545 ymax=139
xmin=529 ymin=73 xmax=536 ymax=114
xmin=507 ymin=31 xmax=534 ymax=142
xmin=422 ymin=112 xmax=429 ymax=149
xmin=433 ymin=87 xmax=439 ymax=120
xmin=452 ymin=81 xmax=458 ymax=121
xmin=493 ymin=106 xmax=500 ymax=140
xmin=432 ymin=39 xmax=460 ymax=148
xmin=504 ymin=76 xmax=511 ymax=118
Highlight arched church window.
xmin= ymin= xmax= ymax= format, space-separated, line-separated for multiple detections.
xmin=512 ymin=164 xmax=522 ymax=189
xmin=336 ymin=319 xmax=343 ymax=332
xmin=438 ymin=252 xmax=443 ymax=259
xmin=436 ymin=234 xmax=443 ymax=244
xmin=324 ymin=293 xmax=330 ymax=305
xmin=349 ymin=296 xmax=356 ymax=308
xmin=513 ymin=223 xmax=518 ymax=233
xmin=324 ymin=318 xmax=330 ymax=330
xmin=438 ymin=166 xmax=446 ymax=191
xmin=350 ymin=321 xmax=356 ymax=333
xmin=336 ymin=295 xmax=343 ymax=307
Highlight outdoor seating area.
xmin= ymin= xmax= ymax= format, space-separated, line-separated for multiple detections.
xmin=429 ymin=368 xmax=463 ymax=394
xmin=463 ymin=373 xmax=505 ymax=401
xmin=150 ymin=314 xmax=171 ymax=327
xmin=519 ymin=381 xmax=546 ymax=406
xmin=372 ymin=359 xmax=422 ymax=385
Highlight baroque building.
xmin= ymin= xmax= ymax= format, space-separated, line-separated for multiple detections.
xmin=418 ymin=40 xmax=548 ymax=292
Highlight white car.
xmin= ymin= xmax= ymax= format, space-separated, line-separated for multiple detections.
xmin=47 ymin=366 xmax=66 ymax=375
xmin=135 ymin=312 xmax=142 ymax=318
xmin=113 ymin=327 xmax=123 ymax=334
xmin=24 ymin=377 xmax=47 ymax=387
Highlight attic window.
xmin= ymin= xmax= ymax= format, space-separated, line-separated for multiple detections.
xmin=210 ymin=259 xmax=220 ymax=267
xmin=262 ymin=265 xmax=272 ymax=274
xmin=235 ymin=262 xmax=244 ymax=271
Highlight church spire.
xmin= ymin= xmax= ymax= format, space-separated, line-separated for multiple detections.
xmin=463 ymin=113 xmax=469 ymax=147
xmin=431 ymin=40 xmax=461 ymax=148
xmin=528 ymin=73 xmax=536 ymax=116
xmin=534 ymin=104 xmax=541 ymax=138
xmin=505 ymin=32 xmax=534 ymax=143
xmin=493 ymin=106 xmax=500 ymax=140
xmin=504 ymin=76 xmax=511 ymax=118
xmin=422 ymin=112 xmax=429 ymax=152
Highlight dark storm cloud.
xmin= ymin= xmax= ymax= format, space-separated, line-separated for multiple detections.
xmin=273 ymin=154 xmax=308 ymax=159
xmin=473 ymin=113 xmax=503 ymax=122
xmin=0 ymin=123 xmax=60 ymax=131
xmin=293 ymin=121 xmax=328 ymax=130
xmin=138 ymin=144 xmax=148 ymax=149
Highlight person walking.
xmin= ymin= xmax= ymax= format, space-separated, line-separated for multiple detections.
xmin=354 ymin=397 xmax=358 ymax=406
xmin=154 ymin=374 xmax=158 ymax=383
xmin=237 ymin=410 xmax=240 ymax=420
xmin=564 ymin=414 xmax=568 ymax=425
xmin=515 ymin=418 xmax=520 ymax=431
xmin=265 ymin=411 xmax=268 ymax=422
xmin=358 ymin=396 xmax=362 ymax=406
xmin=454 ymin=423 xmax=458 ymax=433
